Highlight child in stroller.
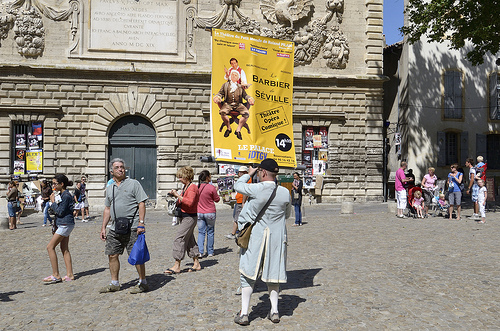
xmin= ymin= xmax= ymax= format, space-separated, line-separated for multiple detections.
xmin=406 ymin=186 xmax=423 ymax=218
xmin=432 ymin=193 xmax=449 ymax=217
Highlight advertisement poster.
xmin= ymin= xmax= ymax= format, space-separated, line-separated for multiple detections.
xmin=16 ymin=134 xmax=26 ymax=148
xmin=28 ymin=134 xmax=39 ymax=149
xmin=217 ymin=176 xmax=235 ymax=203
xmin=211 ymin=29 xmax=296 ymax=168
xmin=14 ymin=160 xmax=25 ymax=175
xmin=313 ymin=159 xmax=326 ymax=176
xmin=26 ymin=150 xmax=43 ymax=173
xmin=313 ymin=135 xmax=322 ymax=148
xmin=15 ymin=149 xmax=25 ymax=161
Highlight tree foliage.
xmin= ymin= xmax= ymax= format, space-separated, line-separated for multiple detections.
xmin=401 ymin=0 xmax=500 ymax=65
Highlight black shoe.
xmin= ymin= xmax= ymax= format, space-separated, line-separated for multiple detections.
xmin=224 ymin=129 xmax=232 ymax=137
xmin=235 ymin=131 xmax=242 ymax=140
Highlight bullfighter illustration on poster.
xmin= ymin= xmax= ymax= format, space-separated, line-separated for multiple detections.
xmin=211 ymin=29 xmax=296 ymax=168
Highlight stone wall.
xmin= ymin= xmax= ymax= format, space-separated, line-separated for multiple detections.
xmin=0 ymin=0 xmax=385 ymax=212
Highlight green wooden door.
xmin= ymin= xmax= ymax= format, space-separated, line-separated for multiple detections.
xmin=108 ymin=116 xmax=156 ymax=201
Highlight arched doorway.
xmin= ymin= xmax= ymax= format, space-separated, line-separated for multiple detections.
xmin=108 ymin=116 xmax=157 ymax=201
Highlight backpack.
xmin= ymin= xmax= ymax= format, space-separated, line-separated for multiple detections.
xmin=476 ymin=163 xmax=487 ymax=181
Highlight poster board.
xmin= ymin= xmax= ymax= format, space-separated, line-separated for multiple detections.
xmin=211 ymin=29 xmax=296 ymax=168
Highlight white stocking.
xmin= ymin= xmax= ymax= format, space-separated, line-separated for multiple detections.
xmin=240 ymin=286 xmax=253 ymax=315
xmin=268 ymin=284 xmax=279 ymax=314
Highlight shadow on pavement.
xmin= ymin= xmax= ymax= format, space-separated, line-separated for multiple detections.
xmin=0 ymin=290 xmax=24 ymax=302
xmin=213 ymin=246 xmax=234 ymax=256
xmin=75 ymin=267 xmax=107 ymax=280
xmin=252 ymin=268 xmax=321 ymax=293
xmin=249 ymin=293 xmax=307 ymax=322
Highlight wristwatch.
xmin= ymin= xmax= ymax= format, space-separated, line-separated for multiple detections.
xmin=139 ymin=220 xmax=145 ymax=224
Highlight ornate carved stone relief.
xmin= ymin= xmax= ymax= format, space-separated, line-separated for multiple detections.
xmin=0 ymin=0 xmax=78 ymax=58
xmin=191 ymin=0 xmax=349 ymax=68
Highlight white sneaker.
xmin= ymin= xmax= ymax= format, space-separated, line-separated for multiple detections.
xmin=225 ymin=234 xmax=236 ymax=239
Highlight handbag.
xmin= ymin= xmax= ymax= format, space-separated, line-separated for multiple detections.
xmin=128 ymin=233 xmax=150 ymax=265
xmin=171 ymin=183 xmax=191 ymax=219
xmin=293 ymin=191 xmax=299 ymax=200
xmin=112 ymin=186 xmax=138 ymax=235
xmin=236 ymin=184 xmax=278 ymax=249
xmin=167 ymin=197 xmax=178 ymax=216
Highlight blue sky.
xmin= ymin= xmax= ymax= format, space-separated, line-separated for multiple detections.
xmin=383 ymin=0 xmax=404 ymax=45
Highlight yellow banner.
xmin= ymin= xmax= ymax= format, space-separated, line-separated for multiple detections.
xmin=211 ymin=29 xmax=296 ymax=168
xmin=26 ymin=150 xmax=43 ymax=173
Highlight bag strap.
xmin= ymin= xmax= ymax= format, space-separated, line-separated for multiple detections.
xmin=253 ymin=184 xmax=278 ymax=225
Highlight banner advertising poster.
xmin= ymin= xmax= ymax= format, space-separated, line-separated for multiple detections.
xmin=14 ymin=160 xmax=25 ymax=175
xmin=26 ymin=150 xmax=43 ymax=173
xmin=15 ymin=149 xmax=25 ymax=161
xmin=304 ymin=127 xmax=314 ymax=149
xmin=16 ymin=134 xmax=26 ymax=148
xmin=313 ymin=159 xmax=326 ymax=176
xmin=211 ymin=29 xmax=296 ymax=168
xmin=313 ymin=135 xmax=322 ymax=148
xmin=28 ymin=134 xmax=39 ymax=149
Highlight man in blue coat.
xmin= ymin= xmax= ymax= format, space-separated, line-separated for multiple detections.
xmin=233 ymin=158 xmax=291 ymax=325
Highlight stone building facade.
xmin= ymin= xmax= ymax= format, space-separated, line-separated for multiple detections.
xmin=0 ymin=0 xmax=385 ymax=212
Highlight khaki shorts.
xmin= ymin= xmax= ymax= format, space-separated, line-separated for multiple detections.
xmin=104 ymin=229 xmax=138 ymax=256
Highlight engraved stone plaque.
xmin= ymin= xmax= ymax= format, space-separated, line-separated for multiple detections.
xmin=89 ymin=0 xmax=178 ymax=54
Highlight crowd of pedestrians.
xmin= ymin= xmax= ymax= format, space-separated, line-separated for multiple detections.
xmin=395 ymin=156 xmax=488 ymax=223
xmin=5 ymin=157 xmax=301 ymax=325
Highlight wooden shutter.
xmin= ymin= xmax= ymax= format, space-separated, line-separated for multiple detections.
xmin=437 ymin=131 xmax=446 ymax=166
xmin=476 ymin=133 xmax=487 ymax=159
xmin=444 ymin=71 xmax=462 ymax=119
xmin=490 ymin=72 xmax=499 ymax=119
xmin=460 ymin=131 xmax=468 ymax=165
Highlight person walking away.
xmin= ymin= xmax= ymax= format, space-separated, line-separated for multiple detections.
xmin=80 ymin=176 xmax=90 ymax=220
xmin=477 ymin=179 xmax=487 ymax=224
xmin=41 ymin=180 xmax=53 ymax=227
xmin=395 ymin=161 xmax=410 ymax=218
xmin=44 ymin=174 xmax=75 ymax=283
xmin=447 ymin=163 xmax=463 ymax=220
xmin=233 ymin=158 xmax=291 ymax=326
xmin=291 ymin=172 xmax=303 ymax=226
xmin=73 ymin=182 xmax=85 ymax=221
xmin=197 ymin=170 xmax=220 ymax=257
xmin=164 ymin=166 xmax=202 ymax=274
xmin=99 ymin=158 xmax=149 ymax=294
xmin=6 ymin=181 xmax=19 ymax=230
xmin=226 ymin=166 xmax=249 ymax=239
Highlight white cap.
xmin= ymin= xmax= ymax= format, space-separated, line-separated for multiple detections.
xmin=238 ymin=166 xmax=248 ymax=173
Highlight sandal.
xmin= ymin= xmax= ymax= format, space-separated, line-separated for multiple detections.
xmin=43 ymin=275 xmax=62 ymax=284
xmin=188 ymin=267 xmax=201 ymax=273
xmin=164 ymin=268 xmax=180 ymax=275
xmin=63 ymin=276 xmax=74 ymax=282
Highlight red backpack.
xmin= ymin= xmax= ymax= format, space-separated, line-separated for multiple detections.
xmin=476 ymin=163 xmax=487 ymax=181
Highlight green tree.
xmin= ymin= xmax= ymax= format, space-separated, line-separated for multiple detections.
xmin=401 ymin=0 xmax=500 ymax=65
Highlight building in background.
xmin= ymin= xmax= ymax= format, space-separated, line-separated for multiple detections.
xmin=0 ymin=0 xmax=385 ymax=211
xmin=384 ymin=37 xmax=500 ymax=197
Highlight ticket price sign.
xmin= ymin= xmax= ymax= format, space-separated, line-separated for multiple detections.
xmin=211 ymin=29 xmax=296 ymax=168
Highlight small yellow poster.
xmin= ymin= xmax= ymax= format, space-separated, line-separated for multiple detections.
xmin=26 ymin=150 xmax=43 ymax=173
xmin=211 ymin=29 xmax=296 ymax=168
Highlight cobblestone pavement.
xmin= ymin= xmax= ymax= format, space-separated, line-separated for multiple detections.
xmin=1 ymin=202 xmax=500 ymax=330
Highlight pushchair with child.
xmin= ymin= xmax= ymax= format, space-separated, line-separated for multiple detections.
xmin=406 ymin=186 xmax=423 ymax=218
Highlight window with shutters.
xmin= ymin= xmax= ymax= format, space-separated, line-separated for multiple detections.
xmin=437 ymin=131 xmax=461 ymax=166
xmin=489 ymin=72 xmax=500 ymax=120
xmin=445 ymin=132 xmax=458 ymax=164
xmin=487 ymin=134 xmax=500 ymax=169
xmin=443 ymin=70 xmax=463 ymax=119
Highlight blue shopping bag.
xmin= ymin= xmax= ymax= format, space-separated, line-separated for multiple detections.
xmin=128 ymin=233 xmax=150 ymax=265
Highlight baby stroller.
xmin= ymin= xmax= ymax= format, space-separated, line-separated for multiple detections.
xmin=429 ymin=180 xmax=448 ymax=217
xmin=406 ymin=186 xmax=422 ymax=218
